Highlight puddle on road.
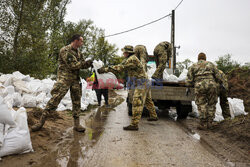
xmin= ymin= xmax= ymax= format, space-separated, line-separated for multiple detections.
xmin=40 ymin=96 xmax=125 ymax=167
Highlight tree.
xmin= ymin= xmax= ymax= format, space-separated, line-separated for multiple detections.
xmin=215 ymin=54 xmax=240 ymax=74
xmin=0 ymin=0 xmax=71 ymax=78
xmin=176 ymin=59 xmax=193 ymax=76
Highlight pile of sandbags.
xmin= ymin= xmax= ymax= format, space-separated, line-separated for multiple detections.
xmin=0 ymin=71 xmax=97 ymax=111
xmin=147 ymin=63 xmax=188 ymax=82
xmin=0 ymin=97 xmax=33 ymax=158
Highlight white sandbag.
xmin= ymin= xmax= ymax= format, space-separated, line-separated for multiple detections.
xmin=0 ymin=97 xmax=16 ymax=126
xmin=36 ymin=92 xmax=46 ymax=104
xmin=3 ymin=94 xmax=14 ymax=109
xmin=93 ymin=60 xmax=123 ymax=89
xmin=56 ymin=103 xmax=67 ymax=111
xmin=214 ymin=99 xmax=224 ymax=122
xmin=12 ymin=71 xmax=31 ymax=82
xmin=190 ymin=101 xmax=199 ymax=117
xmin=0 ymin=107 xmax=33 ymax=158
xmin=2 ymin=86 xmax=15 ymax=97
xmin=13 ymin=92 xmax=22 ymax=107
xmin=22 ymin=94 xmax=37 ymax=107
xmin=13 ymin=80 xmax=31 ymax=94
xmin=178 ymin=69 xmax=188 ymax=82
xmin=41 ymin=79 xmax=55 ymax=94
xmin=0 ymin=84 xmax=5 ymax=97
xmin=0 ymin=75 xmax=8 ymax=84
xmin=163 ymin=70 xmax=178 ymax=82
xmin=3 ymin=75 xmax=13 ymax=87
xmin=26 ymin=79 xmax=43 ymax=94
xmin=0 ymin=124 xmax=4 ymax=147
xmin=228 ymin=98 xmax=247 ymax=117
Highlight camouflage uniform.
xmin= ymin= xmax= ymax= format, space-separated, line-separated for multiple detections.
xmin=44 ymin=44 xmax=92 ymax=118
xmin=152 ymin=41 xmax=172 ymax=79
xmin=186 ymin=60 xmax=222 ymax=127
xmin=134 ymin=45 xmax=148 ymax=72
xmin=217 ymin=70 xmax=231 ymax=119
xmin=101 ymin=54 xmax=158 ymax=126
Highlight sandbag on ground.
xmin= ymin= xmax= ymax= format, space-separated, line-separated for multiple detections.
xmin=0 ymin=107 xmax=33 ymax=158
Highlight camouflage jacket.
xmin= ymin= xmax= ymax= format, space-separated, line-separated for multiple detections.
xmin=186 ymin=60 xmax=222 ymax=87
xmin=134 ymin=45 xmax=148 ymax=72
xmin=154 ymin=41 xmax=172 ymax=58
xmin=58 ymin=44 xmax=91 ymax=81
xmin=103 ymin=54 xmax=147 ymax=80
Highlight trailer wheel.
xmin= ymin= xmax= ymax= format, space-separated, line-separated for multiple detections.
xmin=176 ymin=104 xmax=192 ymax=119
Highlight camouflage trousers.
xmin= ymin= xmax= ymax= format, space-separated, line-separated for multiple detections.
xmin=219 ymin=88 xmax=231 ymax=119
xmin=195 ymin=79 xmax=218 ymax=123
xmin=44 ymin=78 xmax=82 ymax=118
xmin=131 ymin=87 xmax=157 ymax=126
xmin=152 ymin=49 xmax=168 ymax=79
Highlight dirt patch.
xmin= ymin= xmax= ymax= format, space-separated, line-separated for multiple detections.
xmin=179 ymin=114 xmax=250 ymax=165
xmin=228 ymin=68 xmax=250 ymax=112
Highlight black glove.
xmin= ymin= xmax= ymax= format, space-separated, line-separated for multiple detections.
xmin=86 ymin=60 xmax=93 ymax=66
xmin=186 ymin=88 xmax=191 ymax=96
xmin=97 ymin=67 xmax=105 ymax=74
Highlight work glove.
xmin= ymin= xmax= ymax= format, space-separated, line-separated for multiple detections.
xmin=85 ymin=60 xmax=93 ymax=67
xmin=97 ymin=67 xmax=105 ymax=74
xmin=186 ymin=88 xmax=191 ymax=96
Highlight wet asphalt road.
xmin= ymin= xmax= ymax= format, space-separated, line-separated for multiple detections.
xmin=38 ymin=90 xmax=227 ymax=167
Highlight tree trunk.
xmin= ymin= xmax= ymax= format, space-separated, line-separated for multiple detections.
xmin=13 ymin=0 xmax=25 ymax=70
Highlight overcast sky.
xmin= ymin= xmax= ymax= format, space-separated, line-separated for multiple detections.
xmin=65 ymin=0 xmax=250 ymax=64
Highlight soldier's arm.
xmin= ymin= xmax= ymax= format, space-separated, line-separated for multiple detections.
xmin=103 ymin=58 xmax=137 ymax=73
xmin=212 ymin=64 xmax=224 ymax=85
xmin=81 ymin=60 xmax=93 ymax=69
xmin=61 ymin=49 xmax=82 ymax=70
xmin=186 ymin=66 xmax=194 ymax=87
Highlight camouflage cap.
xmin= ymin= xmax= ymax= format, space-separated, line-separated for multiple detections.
xmin=198 ymin=52 xmax=206 ymax=60
xmin=121 ymin=45 xmax=134 ymax=53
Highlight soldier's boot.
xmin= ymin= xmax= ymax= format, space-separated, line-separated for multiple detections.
xmin=207 ymin=119 xmax=214 ymax=130
xmin=31 ymin=113 xmax=47 ymax=132
xmin=123 ymin=124 xmax=138 ymax=131
xmin=197 ymin=120 xmax=207 ymax=130
xmin=147 ymin=117 xmax=158 ymax=121
xmin=73 ymin=117 xmax=86 ymax=132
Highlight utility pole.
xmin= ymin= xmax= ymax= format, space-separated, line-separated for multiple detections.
xmin=171 ymin=10 xmax=176 ymax=74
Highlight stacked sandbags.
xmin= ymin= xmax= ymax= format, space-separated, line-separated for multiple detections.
xmin=0 ymin=71 xmax=97 ymax=111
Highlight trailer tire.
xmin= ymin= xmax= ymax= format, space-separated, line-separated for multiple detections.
xmin=176 ymin=104 xmax=192 ymax=119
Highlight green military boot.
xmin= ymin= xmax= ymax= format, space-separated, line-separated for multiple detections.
xmin=207 ymin=119 xmax=214 ymax=130
xmin=31 ymin=113 xmax=47 ymax=132
xmin=147 ymin=117 xmax=159 ymax=121
xmin=73 ymin=117 xmax=86 ymax=132
xmin=123 ymin=125 xmax=138 ymax=131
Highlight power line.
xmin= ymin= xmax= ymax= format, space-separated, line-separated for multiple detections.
xmin=174 ymin=0 xmax=184 ymax=10
xmin=105 ymin=13 xmax=171 ymax=38
xmin=105 ymin=0 xmax=184 ymax=38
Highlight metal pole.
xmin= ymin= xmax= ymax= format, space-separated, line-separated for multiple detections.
xmin=171 ymin=10 xmax=176 ymax=74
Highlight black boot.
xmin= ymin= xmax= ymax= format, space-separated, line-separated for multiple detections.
xmin=147 ymin=117 xmax=158 ymax=121
xmin=123 ymin=125 xmax=138 ymax=131
xmin=31 ymin=113 xmax=47 ymax=132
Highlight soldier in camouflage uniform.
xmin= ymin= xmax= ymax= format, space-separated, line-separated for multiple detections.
xmin=98 ymin=45 xmax=158 ymax=131
xmin=31 ymin=34 xmax=93 ymax=132
xmin=134 ymin=45 xmax=148 ymax=72
xmin=217 ymin=70 xmax=231 ymax=119
xmin=186 ymin=53 xmax=222 ymax=130
xmin=152 ymin=41 xmax=172 ymax=79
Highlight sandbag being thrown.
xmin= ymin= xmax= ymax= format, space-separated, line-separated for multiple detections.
xmin=92 ymin=60 xmax=124 ymax=89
